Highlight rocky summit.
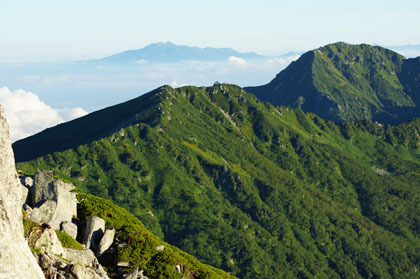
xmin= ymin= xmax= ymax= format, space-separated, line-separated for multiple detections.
xmin=246 ymin=42 xmax=420 ymax=124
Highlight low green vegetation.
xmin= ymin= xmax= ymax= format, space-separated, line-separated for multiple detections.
xmin=55 ymin=230 xmax=84 ymax=250
xmin=22 ymin=211 xmax=38 ymax=238
xmin=15 ymin=83 xmax=420 ymax=278
xmin=77 ymin=192 xmax=235 ymax=278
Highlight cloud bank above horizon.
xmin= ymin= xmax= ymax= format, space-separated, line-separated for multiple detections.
xmin=0 ymin=87 xmax=87 ymax=141
xmin=0 ymin=54 xmax=300 ymax=112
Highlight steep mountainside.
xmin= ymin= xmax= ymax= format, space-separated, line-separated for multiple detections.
xmin=75 ymin=191 xmax=236 ymax=278
xmin=14 ymin=84 xmax=420 ymax=278
xmin=245 ymin=42 xmax=420 ymax=124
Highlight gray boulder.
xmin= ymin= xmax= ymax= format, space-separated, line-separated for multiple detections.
xmin=175 ymin=264 xmax=183 ymax=273
xmin=0 ymin=105 xmax=45 ymax=279
xmin=23 ymin=204 xmax=33 ymax=212
xmin=64 ymin=248 xmax=109 ymax=278
xmin=83 ymin=216 xmax=105 ymax=250
xmin=61 ymin=221 xmax=78 ymax=239
xmin=97 ymin=228 xmax=115 ymax=257
xmin=27 ymin=200 xmax=57 ymax=225
xmin=124 ymin=269 xmax=148 ymax=279
xmin=20 ymin=183 xmax=29 ymax=208
xmin=28 ymin=170 xmax=78 ymax=230
xmin=124 ymin=268 xmax=139 ymax=279
xmin=67 ymin=264 xmax=108 ymax=279
xmin=38 ymin=253 xmax=67 ymax=279
xmin=139 ymin=270 xmax=149 ymax=279
xmin=23 ymin=176 xmax=34 ymax=187
xmin=38 ymin=251 xmax=109 ymax=279
xmin=29 ymin=227 xmax=65 ymax=257
xmin=30 ymin=170 xmax=54 ymax=206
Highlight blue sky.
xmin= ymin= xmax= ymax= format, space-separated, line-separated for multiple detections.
xmin=2 ymin=0 xmax=420 ymax=60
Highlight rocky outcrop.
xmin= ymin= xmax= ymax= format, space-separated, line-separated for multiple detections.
xmin=38 ymin=251 xmax=109 ymax=279
xmin=28 ymin=170 xmax=78 ymax=230
xmin=62 ymin=220 xmax=78 ymax=239
xmin=0 ymin=105 xmax=45 ymax=278
xmin=97 ymin=228 xmax=115 ymax=257
xmin=0 ymin=106 xmax=110 ymax=279
xmin=29 ymin=227 xmax=66 ymax=257
xmin=64 ymin=248 xmax=109 ymax=278
xmin=124 ymin=268 xmax=148 ymax=279
xmin=83 ymin=216 xmax=105 ymax=250
xmin=27 ymin=200 xmax=59 ymax=225
xmin=26 ymin=219 xmax=109 ymax=278
xmin=20 ymin=170 xmax=111 ymax=278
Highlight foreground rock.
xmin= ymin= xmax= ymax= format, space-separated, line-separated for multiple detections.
xmin=29 ymin=227 xmax=65 ymax=257
xmin=28 ymin=170 xmax=78 ymax=230
xmin=83 ymin=216 xmax=105 ymax=250
xmin=26 ymin=222 xmax=109 ymax=279
xmin=38 ymin=251 xmax=109 ymax=279
xmin=62 ymin=220 xmax=78 ymax=239
xmin=64 ymin=248 xmax=109 ymax=278
xmin=97 ymin=228 xmax=115 ymax=257
xmin=0 ymin=105 xmax=45 ymax=278
xmin=124 ymin=268 xmax=148 ymax=279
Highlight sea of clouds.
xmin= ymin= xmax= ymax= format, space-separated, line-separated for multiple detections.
xmin=0 ymin=54 xmax=299 ymax=141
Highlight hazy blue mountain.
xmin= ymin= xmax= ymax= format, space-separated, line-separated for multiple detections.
xmin=89 ymin=42 xmax=268 ymax=64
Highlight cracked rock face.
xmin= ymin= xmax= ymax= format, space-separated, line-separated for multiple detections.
xmin=0 ymin=105 xmax=45 ymax=279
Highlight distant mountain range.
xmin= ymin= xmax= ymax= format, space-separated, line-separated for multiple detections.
xmin=85 ymin=42 xmax=420 ymax=66
xmin=246 ymin=42 xmax=420 ymax=124
xmin=89 ymin=42 xmax=269 ymax=64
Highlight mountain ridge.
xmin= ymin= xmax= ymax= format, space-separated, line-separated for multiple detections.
xmin=14 ymin=82 xmax=420 ymax=278
xmin=245 ymin=42 xmax=420 ymax=124
xmin=13 ymin=85 xmax=170 ymax=162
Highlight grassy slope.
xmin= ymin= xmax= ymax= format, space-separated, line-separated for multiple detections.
xmin=16 ymin=84 xmax=420 ymax=278
xmin=77 ymin=192 xmax=235 ymax=279
xmin=23 ymin=193 xmax=233 ymax=279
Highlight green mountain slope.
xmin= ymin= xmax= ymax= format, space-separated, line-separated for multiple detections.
xmin=23 ymin=186 xmax=234 ymax=279
xmin=14 ymin=84 xmax=420 ymax=278
xmin=77 ymin=191 xmax=236 ymax=278
xmin=245 ymin=42 xmax=420 ymax=124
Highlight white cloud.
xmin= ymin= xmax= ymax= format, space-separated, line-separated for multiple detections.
xmin=263 ymin=55 xmax=300 ymax=68
xmin=0 ymin=87 xmax=87 ymax=142
xmin=0 ymin=56 xmax=298 ymax=113
xmin=170 ymin=81 xmax=186 ymax=88
xmin=228 ymin=56 xmax=247 ymax=68
xmin=135 ymin=59 xmax=147 ymax=64
xmin=57 ymin=107 xmax=88 ymax=122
